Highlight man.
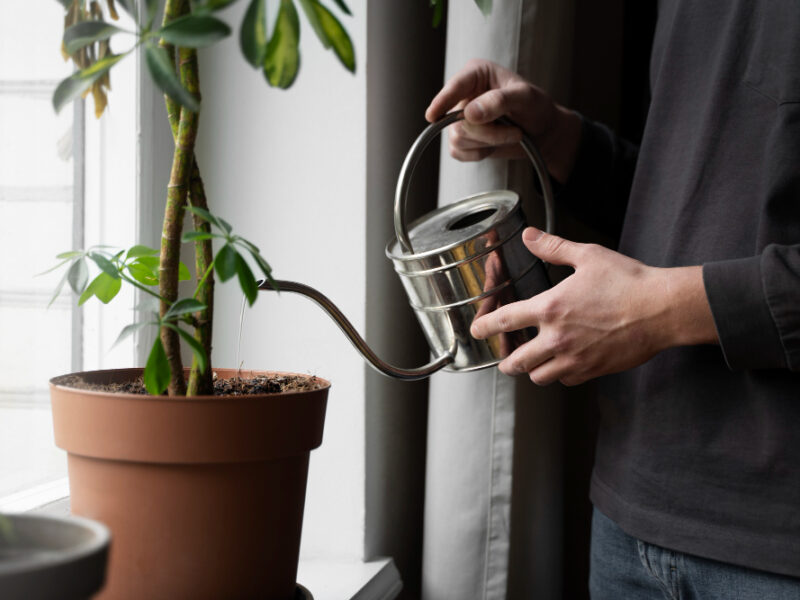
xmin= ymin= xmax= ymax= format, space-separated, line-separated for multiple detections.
xmin=425 ymin=1 xmax=800 ymax=598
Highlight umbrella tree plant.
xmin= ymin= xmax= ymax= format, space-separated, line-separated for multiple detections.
xmin=49 ymin=0 xmax=356 ymax=396
xmin=48 ymin=0 xmax=489 ymax=397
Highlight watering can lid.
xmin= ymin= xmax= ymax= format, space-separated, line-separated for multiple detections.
xmin=385 ymin=190 xmax=519 ymax=260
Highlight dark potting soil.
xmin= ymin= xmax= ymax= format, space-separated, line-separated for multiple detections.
xmin=55 ymin=372 xmax=324 ymax=396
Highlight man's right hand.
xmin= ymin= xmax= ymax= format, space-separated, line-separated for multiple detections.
xmin=425 ymin=59 xmax=582 ymax=184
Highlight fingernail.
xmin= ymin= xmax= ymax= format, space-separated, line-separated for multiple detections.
xmin=523 ymin=227 xmax=544 ymax=242
xmin=470 ymin=322 xmax=481 ymax=338
xmin=470 ymin=100 xmax=485 ymax=120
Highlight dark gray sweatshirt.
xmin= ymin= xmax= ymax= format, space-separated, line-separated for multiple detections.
xmin=563 ymin=0 xmax=800 ymax=577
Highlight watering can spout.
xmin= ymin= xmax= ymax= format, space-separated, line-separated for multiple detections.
xmin=259 ymin=280 xmax=456 ymax=381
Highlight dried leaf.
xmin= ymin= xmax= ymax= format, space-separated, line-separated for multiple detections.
xmin=106 ymin=0 xmax=119 ymax=20
xmin=91 ymin=81 xmax=108 ymax=117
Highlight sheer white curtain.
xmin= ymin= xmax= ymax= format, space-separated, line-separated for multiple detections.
xmin=421 ymin=1 xmax=574 ymax=598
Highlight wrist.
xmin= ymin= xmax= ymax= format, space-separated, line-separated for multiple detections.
xmin=653 ymin=266 xmax=719 ymax=349
xmin=542 ymin=106 xmax=582 ymax=183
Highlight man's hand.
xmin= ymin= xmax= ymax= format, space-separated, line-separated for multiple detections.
xmin=425 ymin=59 xmax=582 ymax=183
xmin=471 ymin=228 xmax=719 ymax=386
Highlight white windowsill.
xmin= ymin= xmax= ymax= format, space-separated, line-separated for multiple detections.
xmin=0 ymin=477 xmax=70 ymax=513
xmin=17 ymin=494 xmax=402 ymax=600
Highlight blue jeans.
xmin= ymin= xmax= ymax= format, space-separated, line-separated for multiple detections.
xmin=589 ymin=507 xmax=800 ymax=600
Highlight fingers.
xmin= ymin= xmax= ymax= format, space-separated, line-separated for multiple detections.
xmin=449 ymin=121 xmax=522 ymax=149
xmin=498 ymin=341 xmax=587 ymax=386
xmin=447 ymin=118 xmax=524 ymax=161
xmin=497 ymin=337 xmax=552 ymax=377
xmin=462 ymin=88 xmax=512 ymax=124
xmin=426 ymin=60 xmax=521 ymax=124
xmin=426 ymin=66 xmax=484 ymax=122
xmin=471 ymin=299 xmax=537 ymax=340
xmin=522 ymin=227 xmax=586 ymax=267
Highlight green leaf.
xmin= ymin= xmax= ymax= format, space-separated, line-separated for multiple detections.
xmin=179 ymin=261 xmax=192 ymax=281
xmin=158 ymin=14 xmax=232 ymax=47
xmin=306 ymin=0 xmax=354 ymax=72
xmin=127 ymin=261 xmax=159 ymax=286
xmin=52 ymin=53 xmax=126 ymax=113
xmin=182 ymin=230 xmax=217 ymax=243
xmin=112 ymin=321 xmax=152 ymax=349
xmin=330 ymin=0 xmax=351 ymax=15
xmin=38 ymin=257 xmax=73 ymax=276
xmin=263 ymin=0 xmax=301 ymax=89
xmin=233 ymin=236 xmax=260 ymax=254
xmin=473 ymin=0 xmax=492 ymax=16
xmin=144 ymin=0 xmax=159 ymax=27
xmin=63 ymin=21 xmax=128 ymax=55
xmin=126 ymin=245 xmax=159 ymax=259
xmin=193 ymin=0 xmax=238 ymax=12
xmin=235 ymin=252 xmax=258 ymax=305
xmin=144 ymin=44 xmax=200 ymax=112
xmin=144 ymin=337 xmax=170 ymax=395
xmin=164 ymin=298 xmax=207 ymax=320
xmin=67 ymin=258 xmax=88 ymax=293
xmin=217 ymin=216 xmax=233 ymax=234
xmin=79 ymin=272 xmax=122 ymax=305
xmin=166 ymin=323 xmax=208 ymax=374
xmin=47 ymin=269 xmax=71 ymax=307
xmin=250 ymin=249 xmax=273 ymax=278
xmin=89 ymin=252 xmax=121 ymax=279
xmin=430 ymin=0 xmax=443 ymax=27
xmin=215 ymin=244 xmax=237 ymax=281
xmin=56 ymin=250 xmax=84 ymax=259
xmin=186 ymin=206 xmax=224 ymax=231
xmin=297 ymin=0 xmax=331 ymax=49
xmin=240 ymin=0 xmax=267 ymax=67
xmin=135 ymin=298 xmax=161 ymax=314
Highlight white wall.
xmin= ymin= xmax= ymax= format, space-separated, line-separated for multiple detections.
xmin=195 ymin=1 xmax=367 ymax=560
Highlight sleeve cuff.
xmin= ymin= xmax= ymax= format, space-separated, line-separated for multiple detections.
xmin=703 ymin=256 xmax=787 ymax=370
xmin=558 ymin=116 xmax=615 ymax=201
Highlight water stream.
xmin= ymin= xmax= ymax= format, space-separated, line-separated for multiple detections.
xmin=235 ymin=294 xmax=247 ymax=374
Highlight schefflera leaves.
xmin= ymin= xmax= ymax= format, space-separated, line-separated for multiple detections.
xmin=241 ymin=0 xmax=354 ymax=90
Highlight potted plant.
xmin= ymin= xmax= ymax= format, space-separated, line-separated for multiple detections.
xmin=46 ymin=0 xmax=354 ymax=598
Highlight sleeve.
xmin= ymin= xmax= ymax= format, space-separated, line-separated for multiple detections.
xmin=704 ymin=244 xmax=800 ymax=372
xmin=556 ymin=116 xmax=640 ymax=241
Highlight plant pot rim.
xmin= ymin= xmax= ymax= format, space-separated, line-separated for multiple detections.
xmin=50 ymin=368 xmax=331 ymax=401
xmin=0 ymin=513 xmax=109 ymax=577
xmin=50 ymin=368 xmax=331 ymax=464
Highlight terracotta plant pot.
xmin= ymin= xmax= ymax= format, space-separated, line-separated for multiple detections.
xmin=50 ymin=368 xmax=329 ymax=600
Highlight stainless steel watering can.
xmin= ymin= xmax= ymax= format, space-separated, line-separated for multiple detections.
xmin=259 ymin=110 xmax=555 ymax=380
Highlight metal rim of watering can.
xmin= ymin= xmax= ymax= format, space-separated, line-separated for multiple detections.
xmin=393 ymin=109 xmax=556 ymax=255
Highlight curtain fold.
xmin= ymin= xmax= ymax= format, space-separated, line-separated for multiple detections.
xmin=421 ymin=2 xmax=574 ymax=598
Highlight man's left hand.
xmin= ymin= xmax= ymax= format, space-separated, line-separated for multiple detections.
xmin=470 ymin=228 xmax=718 ymax=386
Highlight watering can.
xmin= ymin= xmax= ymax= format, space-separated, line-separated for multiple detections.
xmin=259 ymin=110 xmax=555 ymax=380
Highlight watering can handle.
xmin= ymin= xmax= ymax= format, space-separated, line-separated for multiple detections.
xmin=394 ymin=109 xmax=556 ymax=254
xmin=259 ymin=280 xmax=456 ymax=381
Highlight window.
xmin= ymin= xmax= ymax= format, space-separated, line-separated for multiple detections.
xmin=0 ymin=0 xmax=136 ymax=508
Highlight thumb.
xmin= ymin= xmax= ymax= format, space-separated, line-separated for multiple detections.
xmin=522 ymin=227 xmax=582 ymax=267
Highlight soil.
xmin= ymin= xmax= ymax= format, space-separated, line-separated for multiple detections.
xmin=54 ymin=372 xmax=325 ymax=396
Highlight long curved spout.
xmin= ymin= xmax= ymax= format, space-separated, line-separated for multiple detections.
xmin=259 ymin=280 xmax=456 ymax=381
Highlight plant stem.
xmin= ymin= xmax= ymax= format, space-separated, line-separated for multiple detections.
xmin=159 ymin=5 xmax=215 ymax=397
xmin=158 ymin=0 xmax=196 ymax=396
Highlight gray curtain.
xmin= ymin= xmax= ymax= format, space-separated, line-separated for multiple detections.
xmin=421 ymin=2 xmax=575 ymax=599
